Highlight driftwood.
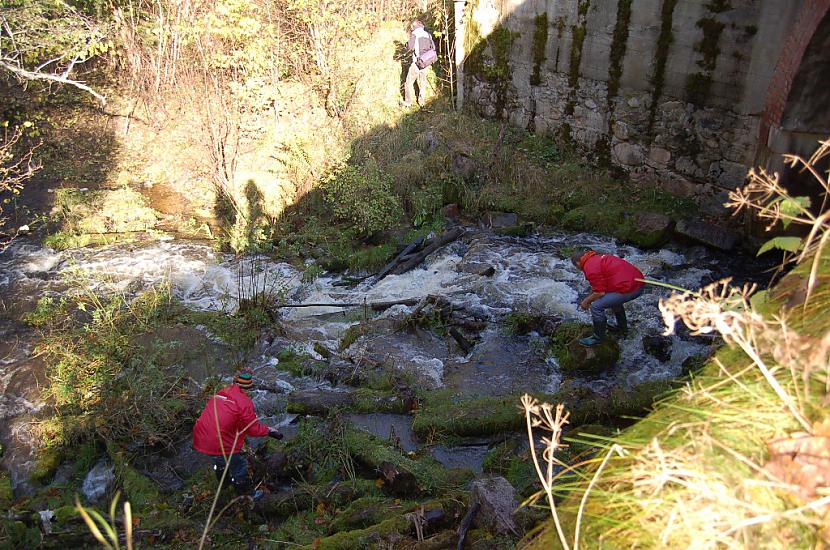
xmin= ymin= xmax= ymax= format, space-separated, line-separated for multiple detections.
xmin=375 ymin=236 xmax=424 ymax=281
xmin=391 ymin=227 xmax=464 ymax=276
xmin=457 ymin=501 xmax=481 ymax=550
xmin=373 ymin=227 xmax=464 ymax=284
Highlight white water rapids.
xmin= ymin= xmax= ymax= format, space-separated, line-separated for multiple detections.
xmin=1 ymin=228 xmax=748 ymax=491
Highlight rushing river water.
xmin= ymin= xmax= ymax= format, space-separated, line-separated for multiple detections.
xmin=0 ymin=228 xmax=768 ymax=492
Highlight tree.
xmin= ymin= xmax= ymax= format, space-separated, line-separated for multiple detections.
xmin=0 ymin=0 xmax=112 ymax=104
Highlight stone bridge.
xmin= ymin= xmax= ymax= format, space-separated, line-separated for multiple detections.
xmin=456 ymin=0 xmax=829 ymax=211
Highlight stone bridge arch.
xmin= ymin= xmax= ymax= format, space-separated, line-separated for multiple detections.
xmin=759 ymin=0 xmax=830 ymax=175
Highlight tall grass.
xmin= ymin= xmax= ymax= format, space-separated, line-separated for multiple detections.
xmin=521 ymin=137 xmax=830 ymax=549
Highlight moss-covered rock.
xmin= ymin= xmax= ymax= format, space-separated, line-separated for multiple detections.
xmin=549 ymin=323 xmax=620 ymax=373
xmin=329 ymin=497 xmax=407 ymax=532
xmin=308 ymin=515 xmax=410 ymax=549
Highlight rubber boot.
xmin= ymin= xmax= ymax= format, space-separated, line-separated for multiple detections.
xmin=609 ymin=308 xmax=628 ymax=336
xmin=579 ymin=319 xmax=606 ymax=346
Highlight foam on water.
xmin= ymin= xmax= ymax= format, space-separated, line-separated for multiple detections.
xmin=0 ymin=231 xmax=724 ymax=401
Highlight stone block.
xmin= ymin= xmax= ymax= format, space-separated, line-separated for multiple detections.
xmin=648 ymin=146 xmax=672 ymax=167
xmin=485 ymin=211 xmax=519 ymax=228
xmin=613 ymin=141 xmax=646 ymax=166
xmin=471 ymin=477 xmax=519 ymax=534
xmin=675 ymin=218 xmax=739 ymax=250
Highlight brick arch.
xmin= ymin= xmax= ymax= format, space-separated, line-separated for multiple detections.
xmin=759 ymin=0 xmax=830 ymax=145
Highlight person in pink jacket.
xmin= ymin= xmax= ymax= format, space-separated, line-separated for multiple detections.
xmin=193 ymin=369 xmax=281 ymax=498
xmin=571 ymin=249 xmax=645 ymax=346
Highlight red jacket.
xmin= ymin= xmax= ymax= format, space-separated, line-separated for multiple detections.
xmin=583 ymin=254 xmax=644 ymax=294
xmin=193 ymin=384 xmax=270 ymax=456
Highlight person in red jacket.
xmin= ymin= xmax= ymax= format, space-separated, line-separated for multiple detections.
xmin=571 ymin=249 xmax=645 ymax=346
xmin=193 ymin=369 xmax=282 ymax=498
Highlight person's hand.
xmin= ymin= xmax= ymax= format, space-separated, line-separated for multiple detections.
xmin=579 ymin=298 xmax=590 ymax=310
xmin=268 ymin=428 xmax=283 ymax=440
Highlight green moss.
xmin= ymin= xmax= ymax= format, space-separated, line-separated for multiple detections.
xmin=329 ymin=496 xmax=404 ymax=532
xmin=344 ymin=429 xmax=453 ymax=495
xmin=686 ymin=73 xmax=713 ymax=105
xmin=482 ymin=440 xmax=537 ymax=497
xmin=568 ymin=25 xmax=587 ymax=91
xmin=548 ymin=322 xmax=620 ymax=373
xmin=308 ymin=515 xmax=410 ymax=550
xmin=694 ymin=17 xmax=725 ymax=72
xmin=30 ymin=446 xmax=64 ymax=484
xmin=108 ymin=445 xmax=161 ymax=510
xmin=648 ymin=0 xmax=678 ymax=132
xmin=607 ymin=0 xmax=632 ymax=102
xmin=340 ymin=323 xmax=369 ymax=351
xmin=277 ymin=349 xmax=326 ymax=377
xmin=351 ymin=388 xmax=410 ymax=414
xmin=530 ymin=13 xmax=548 ymax=86
xmin=53 ymin=505 xmax=79 ymax=524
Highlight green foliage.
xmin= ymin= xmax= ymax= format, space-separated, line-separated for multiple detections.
xmin=548 ymin=322 xmax=620 ymax=373
xmin=757 ymin=236 xmax=803 ymax=256
xmin=323 ymin=158 xmax=404 ymax=236
xmin=0 ymin=1 xmax=113 ymax=71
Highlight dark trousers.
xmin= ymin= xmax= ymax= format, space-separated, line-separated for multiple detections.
xmin=211 ymin=453 xmax=252 ymax=494
xmin=589 ymin=286 xmax=644 ymax=337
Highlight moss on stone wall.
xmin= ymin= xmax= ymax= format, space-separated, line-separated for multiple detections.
xmin=607 ymin=0 xmax=632 ymax=103
xmin=647 ymin=0 xmax=678 ymax=133
xmin=695 ymin=17 xmax=725 ymax=71
xmin=530 ymin=12 xmax=548 ymax=86
xmin=553 ymin=16 xmax=566 ymax=68
xmin=685 ymin=2 xmax=729 ymax=105
xmin=566 ymin=0 xmax=591 ymax=116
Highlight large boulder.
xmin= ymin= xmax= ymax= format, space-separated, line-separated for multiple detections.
xmin=471 ymin=476 xmax=519 ymax=534
xmin=81 ymin=459 xmax=115 ymax=503
xmin=675 ymin=218 xmax=738 ymax=251
xmin=484 ymin=212 xmax=519 ymax=228
xmin=550 ymin=323 xmax=620 ymax=374
xmin=629 ymin=212 xmax=673 ymax=248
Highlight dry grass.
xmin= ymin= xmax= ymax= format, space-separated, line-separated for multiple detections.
xmin=521 ymin=138 xmax=830 ymax=550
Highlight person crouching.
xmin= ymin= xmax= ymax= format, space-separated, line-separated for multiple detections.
xmin=571 ymin=249 xmax=645 ymax=346
xmin=193 ymin=369 xmax=282 ymax=500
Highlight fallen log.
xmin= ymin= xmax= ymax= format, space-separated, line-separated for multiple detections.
xmin=391 ymin=227 xmax=464 ymax=276
xmin=375 ymin=236 xmax=425 ymax=281
xmin=449 ymin=327 xmax=473 ymax=354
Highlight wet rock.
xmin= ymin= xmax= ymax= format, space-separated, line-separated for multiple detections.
xmin=452 ymin=153 xmax=478 ymax=181
xmin=442 ymin=203 xmax=461 ymax=225
xmin=456 ymin=261 xmax=495 ymax=277
xmin=550 ymin=323 xmax=620 ymax=374
xmin=629 ymin=212 xmax=673 ymax=248
xmin=378 ymin=461 xmax=420 ymax=496
xmin=675 ymin=218 xmax=739 ymax=251
xmin=642 ymin=335 xmax=673 ymax=362
xmin=81 ymin=459 xmax=115 ymax=503
xmin=471 ymin=476 xmax=518 ymax=534
xmin=484 ymin=212 xmax=518 ymax=228
xmin=286 ymin=390 xmax=354 ymax=415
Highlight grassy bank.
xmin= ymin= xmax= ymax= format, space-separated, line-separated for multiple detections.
xmin=522 ymin=252 xmax=830 ymax=549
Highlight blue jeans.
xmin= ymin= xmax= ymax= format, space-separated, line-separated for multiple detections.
xmin=211 ymin=453 xmax=251 ymax=494
xmin=589 ymin=286 xmax=644 ymax=337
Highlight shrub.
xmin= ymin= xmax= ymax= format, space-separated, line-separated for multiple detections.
xmin=323 ymin=157 xmax=404 ymax=236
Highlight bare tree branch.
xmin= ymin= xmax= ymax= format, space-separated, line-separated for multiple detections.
xmin=0 ymin=59 xmax=106 ymax=106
